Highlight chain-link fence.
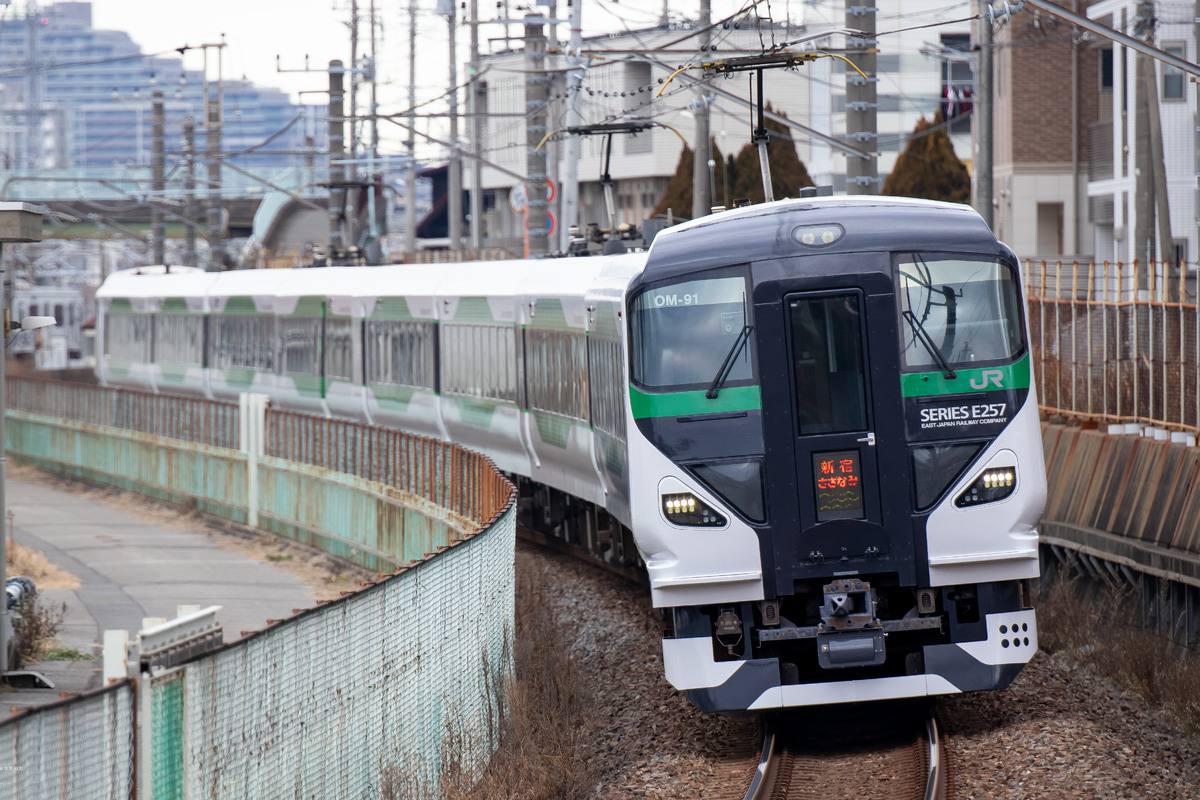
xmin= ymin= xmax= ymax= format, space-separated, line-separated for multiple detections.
xmin=149 ymin=506 xmax=514 ymax=798
xmin=0 ymin=681 xmax=135 ymax=799
xmin=1027 ymin=259 xmax=1200 ymax=431
xmin=2 ymin=380 xmax=517 ymax=798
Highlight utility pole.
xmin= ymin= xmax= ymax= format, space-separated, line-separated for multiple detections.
xmin=405 ymin=0 xmax=418 ymax=261
xmin=367 ymin=0 xmax=381 ymax=262
xmin=329 ymin=61 xmax=347 ymax=256
xmin=202 ymin=40 xmax=226 ymax=271
xmin=1133 ymin=0 xmax=1174 ymax=297
xmin=349 ymin=0 xmax=360 ymax=163
xmin=561 ymin=0 xmax=584 ymax=250
xmin=692 ymin=0 xmax=713 ymax=219
xmin=469 ymin=0 xmax=484 ymax=255
xmin=152 ymin=90 xmax=165 ymax=265
xmin=446 ymin=1 xmax=463 ymax=255
xmin=23 ymin=4 xmax=45 ymax=170
xmin=183 ymin=116 xmax=197 ymax=268
xmin=525 ymin=14 xmax=549 ymax=256
xmin=844 ymin=1 xmax=878 ymax=195
xmin=975 ymin=4 xmax=993 ymax=228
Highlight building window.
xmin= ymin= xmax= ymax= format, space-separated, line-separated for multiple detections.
xmin=940 ymin=34 xmax=973 ymax=133
xmin=1100 ymin=48 xmax=1113 ymax=93
xmin=1163 ymin=44 xmax=1185 ymax=101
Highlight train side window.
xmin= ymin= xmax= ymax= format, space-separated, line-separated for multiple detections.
xmin=788 ymin=293 xmax=868 ymax=435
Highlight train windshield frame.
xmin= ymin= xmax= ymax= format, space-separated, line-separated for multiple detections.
xmin=894 ymin=253 xmax=1025 ymax=372
xmin=629 ymin=269 xmax=755 ymax=392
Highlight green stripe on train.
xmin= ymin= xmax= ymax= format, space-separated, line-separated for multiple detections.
xmin=629 ymin=385 xmax=762 ymax=419
xmin=899 ymin=354 xmax=1031 ymax=398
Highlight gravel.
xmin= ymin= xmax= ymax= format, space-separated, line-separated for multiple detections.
xmin=525 ymin=545 xmax=1200 ymax=800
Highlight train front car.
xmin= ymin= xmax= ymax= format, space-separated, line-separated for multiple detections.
xmin=626 ymin=197 xmax=1047 ymax=713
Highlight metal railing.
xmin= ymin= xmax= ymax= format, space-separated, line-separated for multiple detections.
xmin=6 ymin=379 xmax=239 ymax=450
xmin=1026 ymin=259 xmax=1200 ymax=432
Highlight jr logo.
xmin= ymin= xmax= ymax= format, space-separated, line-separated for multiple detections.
xmin=969 ymin=369 xmax=1005 ymax=390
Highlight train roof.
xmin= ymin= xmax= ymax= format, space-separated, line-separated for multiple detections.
xmin=644 ymin=196 xmax=1006 ymax=278
xmin=95 ymin=254 xmax=649 ymax=317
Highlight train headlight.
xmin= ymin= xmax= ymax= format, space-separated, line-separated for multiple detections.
xmin=661 ymin=492 xmax=727 ymax=527
xmin=955 ymin=467 xmax=1017 ymax=507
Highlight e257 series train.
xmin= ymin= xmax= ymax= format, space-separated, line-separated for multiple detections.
xmin=97 ymin=196 xmax=1047 ymax=713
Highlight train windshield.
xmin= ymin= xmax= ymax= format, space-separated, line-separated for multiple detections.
xmin=895 ymin=255 xmax=1023 ymax=371
xmin=630 ymin=275 xmax=753 ymax=390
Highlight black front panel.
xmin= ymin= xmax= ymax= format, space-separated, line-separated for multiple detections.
xmin=755 ymin=255 xmax=917 ymax=596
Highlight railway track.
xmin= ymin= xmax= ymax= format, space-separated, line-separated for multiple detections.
xmin=744 ymin=705 xmax=948 ymax=800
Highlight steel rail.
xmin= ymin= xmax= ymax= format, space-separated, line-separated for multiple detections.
xmin=925 ymin=713 xmax=947 ymax=800
xmin=742 ymin=718 xmax=778 ymax=800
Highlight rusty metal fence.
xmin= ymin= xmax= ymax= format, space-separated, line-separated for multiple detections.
xmin=1027 ymin=259 xmax=1200 ymax=431
xmin=6 ymin=378 xmax=240 ymax=449
xmin=268 ymin=409 xmax=511 ymax=533
xmin=2 ymin=378 xmax=518 ymax=799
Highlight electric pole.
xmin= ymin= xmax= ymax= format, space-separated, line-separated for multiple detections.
xmin=329 ymin=61 xmax=347 ymax=255
xmin=692 ymin=0 xmax=713 ymax=219
xmin=367 ymin=0 xmax=381 ymax=262
xmin=470 ymin=0 xmax=484 ymax=255
xmin=405 ymin=0 xmax=418 ymax=261
xmin=447 ymin=1 xmax=463 ymax=255
xmin=202 ymin=41 xmax=226 ymax=271
xmin=152 ymin=90 xmax=165 ymax=265
xmin=525 ymin=14 xmax=549 ymax=256
xmin=561 ymin=0 xmax=584 ymax=250
xmin=845 ymin=1 xmax=878 ymax=195
xmin=975 ymin=4 xmax=993 ymax=228
xmin=183 ymin=116 xmax=197 ymax=268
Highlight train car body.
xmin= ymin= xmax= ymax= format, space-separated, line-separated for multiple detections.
xmin=96 ymin=196 xmax=1047 ymax=714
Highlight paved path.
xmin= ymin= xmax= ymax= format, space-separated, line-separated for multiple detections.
xmin=4 ymin=475 xmax=322 ymax=718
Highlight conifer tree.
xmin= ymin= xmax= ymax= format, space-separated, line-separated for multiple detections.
xmin=882 ymin=110 xmax=970 ymax=203
xmin=728 ymin=104 xmax=814 ymax=204
xmin=650 ymin=140 xmax=730 ymax=220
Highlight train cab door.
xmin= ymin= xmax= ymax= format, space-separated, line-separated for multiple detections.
xmin=770 ymin=270 xmax=915 ymax=588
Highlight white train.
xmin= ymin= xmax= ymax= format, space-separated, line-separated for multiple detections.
xmin=97 ymin=196 xmax=1047 ymax=713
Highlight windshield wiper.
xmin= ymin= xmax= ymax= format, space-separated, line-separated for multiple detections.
xmin=902 ymin=310 xmax=956 ymax=380
xmin=706 ymin=325 xmax=753 ymax=399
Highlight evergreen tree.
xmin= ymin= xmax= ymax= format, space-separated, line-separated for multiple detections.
xmin=650 ymin=140 xmax=729 ymax=221
xmin=882 ymin=110 xmax=970 ymax=203
xmin=650 ymin=144 xmax=696 ymax=220
xmin=727 ymin=104 xmax=814 ymax=204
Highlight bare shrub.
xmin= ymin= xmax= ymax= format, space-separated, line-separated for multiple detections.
xmin=452 ymin=556 xmax=597 ymax=799
xmin=12 ymin=594 xmax=66 ymax=667
xmin=382 ymin=555 xmax=597 ymax=799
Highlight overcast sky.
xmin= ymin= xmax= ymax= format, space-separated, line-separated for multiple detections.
xmin=65 ymin=0 xmax=810 ymax=156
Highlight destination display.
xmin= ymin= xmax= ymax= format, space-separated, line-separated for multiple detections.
xmin=812 ymin=450 xmax=865 ymax=522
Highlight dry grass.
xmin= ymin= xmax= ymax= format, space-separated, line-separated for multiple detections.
xmin=380 ymin=554 xmax=597 ymax=799
xmin=1038 ymin=576 xmax=1200 ymax=736
xmin=6 ymin=540 xmax=80 ymax=589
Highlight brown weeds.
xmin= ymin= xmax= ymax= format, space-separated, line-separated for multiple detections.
xmin=380 ymin=554 xmax=597 ymax=799
xmin=1038 ymin=576 xmax=1200 ymax=736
